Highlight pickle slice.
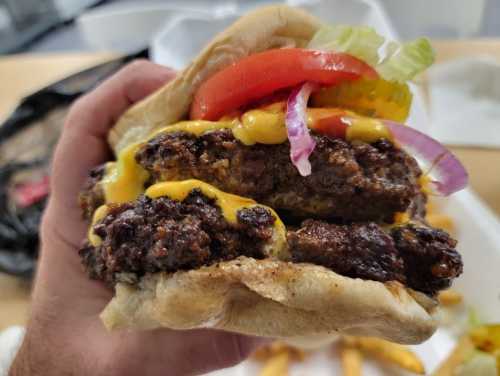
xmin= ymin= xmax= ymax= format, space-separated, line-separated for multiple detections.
xmin=311 ymin=78 xmax=413 ymax=123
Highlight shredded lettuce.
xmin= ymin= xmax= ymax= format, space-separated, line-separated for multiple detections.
xmin=308 ymin=25 xmax=435 ymax=83
xmin=378 ymin=38 xmax=435 ymax=83
xmin=308 ymin=25 xmax=384 ymax=66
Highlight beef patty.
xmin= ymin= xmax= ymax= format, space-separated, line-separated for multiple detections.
xmin=79 ymin=130 xmax=423 ymax=223
xmin=289 ymin=220 xmax=462 ymax=295
xmin=80 ymin=190 xmax=277 ymax=286
xmin=80 ymin=191 xmax=462 ymax=295
xmin=79 ymin=164 xmax=106 ymax=219
xmin=136 ymin=130 xmax=422 ymax=223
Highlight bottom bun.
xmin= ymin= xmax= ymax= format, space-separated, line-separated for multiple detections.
xmin=283 ymin=334 xmax=340 ymax=350
xmin=100 ymin=257 xmax=438 ymax=345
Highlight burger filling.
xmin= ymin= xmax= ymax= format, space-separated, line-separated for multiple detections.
xmin=80 ymin=190 xmax=277 ymax=286
xmin=80 ymin=187 xmax=461 ymax=295
xmin=80 ymin=130 xmax=422 ymax=223
xmin=79 ymin=37 xmax=465 ymax=298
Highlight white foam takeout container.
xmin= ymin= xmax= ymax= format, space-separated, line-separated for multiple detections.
xmin=149 ymin=0 xmax=500 ymax=374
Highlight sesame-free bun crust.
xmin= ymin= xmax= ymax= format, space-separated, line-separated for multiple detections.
xmin=101 ymin=5 xmax=439 ymax=344
xmin=101 ymin=257 xmax=437 ymax=344
xmin=108 ymin=5 xmax=321 ymax=153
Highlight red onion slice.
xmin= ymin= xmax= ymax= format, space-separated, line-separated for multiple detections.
xmin=286 ymin=82 xmax=318 ymax=176
xmin=383 ymin=120 xmax=468 ymax=196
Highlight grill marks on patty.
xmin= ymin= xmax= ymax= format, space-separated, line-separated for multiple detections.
xmin=79 ymin=190 xmax=276 ymax=286
xmin=80 ymin=191 xmax=462 ymax=295
xmin=134 ymin=130 xmax=422 ymax=223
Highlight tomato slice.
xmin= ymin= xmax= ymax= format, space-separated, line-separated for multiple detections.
xmin=190 ymin=48 xmax=378 ymax=121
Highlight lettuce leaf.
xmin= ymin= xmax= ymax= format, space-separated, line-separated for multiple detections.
xmin=378 ymin=38 xmax=435 ymax=83
xmin=308 ymin=25 xmax=435 ymax=83
xmin=308 ymin=25 xmax=384 ymax=66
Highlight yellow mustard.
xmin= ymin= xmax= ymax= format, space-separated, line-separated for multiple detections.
xmin=102 ymin=142 xmax=149 ymax=204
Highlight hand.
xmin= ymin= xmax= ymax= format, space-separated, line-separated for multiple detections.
xmin=10 ymin=60 xmax=264 ymax=376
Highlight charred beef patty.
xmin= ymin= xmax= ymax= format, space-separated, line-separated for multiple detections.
xmin=392 ymin=225 xmax=462 ymax=294
xmin=79 ymin=190 xmax=276 ymax=285
xmin=289 ymin=220 xmax=462 ymax=295
xmin=80 ymin=191 xmax=462 ymax=295
xmin=134 ymin=130 xmax=422 ymax=223
xmin=79 ymin=164 xmax=106 ymax=219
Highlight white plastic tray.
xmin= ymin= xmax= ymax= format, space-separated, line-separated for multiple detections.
xmin=148 ymin=0 xmax=500 ymax=374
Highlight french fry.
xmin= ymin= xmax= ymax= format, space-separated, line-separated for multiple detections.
xmin=258 ymin=352 xmax=289 ymax=376
xmin=340 ymin=343 xmax=363 ymax=376
xmin=438 ymin=290 xmax=463 ymax=306
xmin=344 ymin=336 xmax=425 ymax=374
xmin=252 ymin=341 xmax=306 ymax=362
xmin=432 ymin=336 xmax=475 ymax=376
xmin=253 ymin=342 xmax=285 ymax=361
xmin=426 ymin=213 xmax=454 ymax=233
xmin=470 ymin=324 xmax=500 ymax=353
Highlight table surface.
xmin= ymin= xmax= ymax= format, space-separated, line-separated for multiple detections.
xmin=0 ymin=40 xmax=499 ymax=331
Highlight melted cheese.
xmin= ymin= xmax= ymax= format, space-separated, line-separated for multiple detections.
xmin=152 ymin=105 xmax=391 ymax=147
xmin=345 ymin=117 xmax=393 ymax=143
xmin=236 ymin=110 xmax=287 ymax=145
xmin=145 ymin=179 xmax=287 ymax=256
xmin=419 ymin=174 xmax=433 ymax=195
xmin=88 ymin=205 xmax=108 ymax=246
xmin=145 ymin=179 xmax=255 ymax=223
xmin=393 ymin=211 xmax=411 ymax=225
xmin=152 ymin=120 xmax=235 ymax=139
xmin=101 ymin=142 xmax=149 ymax=204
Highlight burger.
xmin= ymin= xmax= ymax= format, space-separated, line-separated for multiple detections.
xmin=78 ymin=5 xmax=467 ymax=345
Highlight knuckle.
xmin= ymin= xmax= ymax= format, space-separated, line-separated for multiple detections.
xmin=124 ymin=58 xmax=151 ymax=74
xmin=63 ymin=94 xmax=90 ymax=129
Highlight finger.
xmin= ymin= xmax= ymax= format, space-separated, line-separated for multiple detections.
xmin=109 ymin=329 xmax=268 ymax=375
xmin=53 ymin=59 xmax=175 ymax=193
xmin=49 ymin=60 xmax=174 ymax=240
xmin=66 ymin=59 xmax=175 ymax=138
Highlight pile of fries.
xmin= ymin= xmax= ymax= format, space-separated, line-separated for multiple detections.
xmin=252 ymin=289 xmax=467 ymax=375
xmin=252 ymin=336 xmax=426 ymax=376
